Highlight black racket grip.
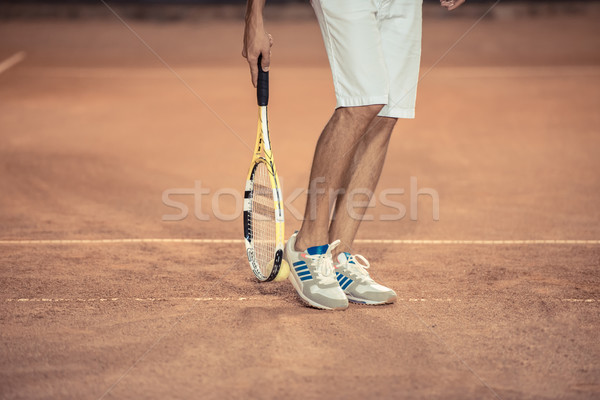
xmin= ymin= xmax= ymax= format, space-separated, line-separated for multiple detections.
xmin=257 ymin=55 xmax=269 ymax=106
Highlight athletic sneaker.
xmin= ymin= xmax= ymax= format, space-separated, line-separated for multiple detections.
xmin=284 ymin=232 xmax=348 ymax=310
xmin=335 ymin=252 xmax=397 ymax=305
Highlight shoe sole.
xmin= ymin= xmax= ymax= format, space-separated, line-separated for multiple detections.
xmin=346 ymin=294 xmax=397 ymax=305
xmin=288 ymin=274 xmax=348 ymax=311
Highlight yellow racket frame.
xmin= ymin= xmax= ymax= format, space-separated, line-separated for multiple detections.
xmin=243 ymin=105 xmax=285 ymax=281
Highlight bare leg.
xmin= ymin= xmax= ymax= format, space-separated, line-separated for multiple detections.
xmin=295 ymin=105 xmax=384 ymax=251
xmin=329 ymin=116 xmax=398 ymax=257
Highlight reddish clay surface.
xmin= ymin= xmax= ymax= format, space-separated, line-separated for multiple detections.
xmin=0 ymin=6 xmax=599 ymax=400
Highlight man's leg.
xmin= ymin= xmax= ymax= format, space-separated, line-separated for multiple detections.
xmin=325 ymin=115 xmax=399 ymax=306
xmin=328 ymin=116 xmax=397 ymax=256
xmin=295 ymin=104 xmax=383 ymax=251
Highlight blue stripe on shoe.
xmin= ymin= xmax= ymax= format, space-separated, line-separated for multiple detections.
xmin=336 ymin=274 xmax=343 ymax=282
xmin=339 ymin=276 xmax=348 ymax=286
xmin=295 ymin=265 xmax=308 ymax=272
xmin=293 ymin=261 xmax=306 ymax=266
xmin=300 ymin=275 xmax=312 ymax=281
xmin=342 ymin=279 xmax=353 ymax=290
xmin=297 ymin=270 xmax=311 ymax=277
xmin=306 ymin=244 xmax=329 ymax=255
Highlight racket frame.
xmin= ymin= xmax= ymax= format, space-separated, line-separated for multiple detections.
xmin=243 ymin=63 xmax=285 ymax=282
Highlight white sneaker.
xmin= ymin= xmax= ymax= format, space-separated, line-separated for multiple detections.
xmin=335 ymin=252 xmax=397 ymax=305
xmin=284 ymin=232 xmax=348 ymax=310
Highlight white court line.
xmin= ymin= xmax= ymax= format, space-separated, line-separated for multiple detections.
xmin=3 ymin=297 xmax=596 ymax=303
xmin=0 ymin=51 xmax=26 ymax=75
xmin=0 ymin=238 xmax=599 ymax=245
xmin=357 ymin=239 xmax=600 ymax=245
xmin=0 ymin=238 xmax=241 ymax=244
xmin=4 ymin=297 xmax=260 ymax=303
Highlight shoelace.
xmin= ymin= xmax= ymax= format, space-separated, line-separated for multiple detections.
xmin=304 ymin=240 xmax=340 ymax=285
xmin=345 ymin=254 xmax=374 ymax=283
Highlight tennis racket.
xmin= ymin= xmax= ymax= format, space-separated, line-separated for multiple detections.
xmin=243 ymin=56 xmax=288 ymax=282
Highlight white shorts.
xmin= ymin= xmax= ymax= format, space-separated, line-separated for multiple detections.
xmin=311 ymin=0 xmax=423 ymax=119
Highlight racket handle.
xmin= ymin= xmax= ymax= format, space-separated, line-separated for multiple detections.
xmin=257 ymin=54 xmax=269 ymax=106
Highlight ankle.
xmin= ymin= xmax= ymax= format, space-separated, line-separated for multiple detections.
xmin=294 ymin=233 xmax=310 ymax=252
xmin=330 ymin=243 xmax=351 ymax=261
xmin=331 ymin=249 xmax=347 ymax=262
xmin=295 ymin=231 xmax=327 ymax=252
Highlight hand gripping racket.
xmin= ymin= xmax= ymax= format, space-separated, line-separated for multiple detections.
xmin=243 ymin=56 xmax=289 ymax=282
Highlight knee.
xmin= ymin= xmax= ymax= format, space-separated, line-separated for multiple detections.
xmin=376 ymin=116 xmax=398 ymax=131
xmin=335 ymin=104 xmax=384 ymax=126
xmin=379 ymin=116 xmax=398 ymax=136
xmin=365 ymin=116 xmax=397 ymax=143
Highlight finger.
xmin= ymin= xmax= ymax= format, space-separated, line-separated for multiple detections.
xmin=261 ymin=50 xmax=271 ymax=72
xmin=440 ymin=0 xmax=455 ymax=8
xmin=249 ymin=59 xmax=258 ymax=87
xmin=242 ymin=47 xmax=247 ymax=58
xmin=448 ymin=0 xmax=464 ymax=10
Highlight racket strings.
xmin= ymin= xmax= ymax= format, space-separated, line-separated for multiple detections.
xmin=251 ymin=163 xmax=276 ymax=276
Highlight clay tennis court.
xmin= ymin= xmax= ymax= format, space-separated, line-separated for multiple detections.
xmin=1 ymin=2 xmax=599 ymax=399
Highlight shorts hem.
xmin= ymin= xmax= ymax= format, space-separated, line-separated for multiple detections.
xmin=335 ymin=95 xmax=389 ymax=109
xmin=379 ymin=108 xmax=415 ymax=119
